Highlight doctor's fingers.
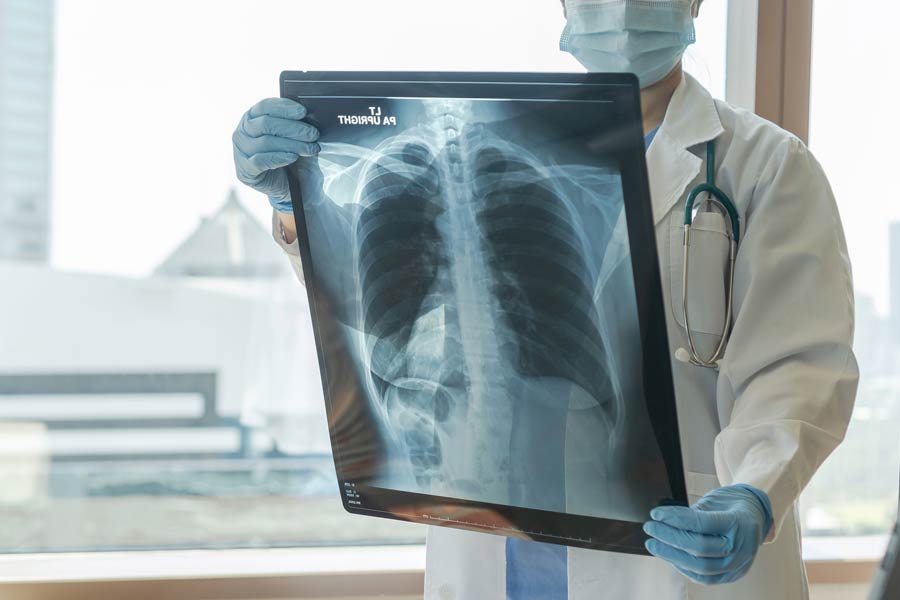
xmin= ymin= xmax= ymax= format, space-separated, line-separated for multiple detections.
xmin=650 ymin=506 xmax=737 ymax=536
xmin=643 ymin=521 xmax=732 ymax=557
xmin=240 ymin=111 xmax=320 ymax=142
xmin=248 ymin=97 xmax=309 ymax=120
xmin=233 ymin=131 xmax=320 ymax=161
xmin=234 ymin=147 xmax=299 ymax=181
xmin=645 ymin=539 xmax=745 ymax=577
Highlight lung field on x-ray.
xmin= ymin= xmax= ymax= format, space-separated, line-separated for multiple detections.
xmin=301 ymin=98 xmax=667 ymax=522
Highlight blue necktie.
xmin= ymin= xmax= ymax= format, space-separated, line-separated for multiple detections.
xmin=506 ymin=537 xmax=569 ymax=599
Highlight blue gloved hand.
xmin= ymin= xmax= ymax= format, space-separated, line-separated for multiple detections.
xmin=232 ymin=98 xmax=320 ymax=213
xmin=643 ymin=484 xmax=773 ymax=585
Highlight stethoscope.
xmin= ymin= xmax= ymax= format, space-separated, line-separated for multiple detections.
xmin=673 ymin=139 xmax=741 ymax=371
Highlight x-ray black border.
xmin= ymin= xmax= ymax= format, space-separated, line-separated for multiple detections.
xmin=281 ymin=71 xmax=687 ymax=555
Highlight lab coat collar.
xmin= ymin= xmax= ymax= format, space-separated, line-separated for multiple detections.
xmin=647 ymin=73 xmax=725 ymax=225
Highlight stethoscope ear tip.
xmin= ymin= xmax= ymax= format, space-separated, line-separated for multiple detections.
xmin=675 ymin=347 xmax=724 ymax=371
xmin=674 ymin=348 xmax=693 ymax=364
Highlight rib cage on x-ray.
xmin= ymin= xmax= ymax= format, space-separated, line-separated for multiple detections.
xmin=304 ymin=99 xmax=646 ymax=516
xmin=473 ymin=147 xmax=616 ymax=416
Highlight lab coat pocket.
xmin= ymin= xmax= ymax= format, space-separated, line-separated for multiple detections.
xmin=669 ymin=210 xmax=731 ymax=357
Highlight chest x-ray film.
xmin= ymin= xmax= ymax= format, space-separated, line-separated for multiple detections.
xmin=281 ymin=72 xmax=686 ymax=554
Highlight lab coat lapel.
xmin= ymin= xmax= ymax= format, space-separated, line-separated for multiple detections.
xmin=647 ymin=74 xmax=725 ymax=225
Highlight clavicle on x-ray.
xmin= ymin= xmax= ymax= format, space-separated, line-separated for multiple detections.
xmin=293 ymin=95 xmax=671 ymax=524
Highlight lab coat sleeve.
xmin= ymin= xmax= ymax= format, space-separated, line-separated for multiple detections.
xmin=714 ymin=137 xmax=859 ymax=542
xmin=271 ymin=210 xmax=306 ymax=285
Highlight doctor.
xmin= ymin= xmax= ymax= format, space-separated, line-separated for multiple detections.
xmin=232 ymin=0 xmax=858 ymax=597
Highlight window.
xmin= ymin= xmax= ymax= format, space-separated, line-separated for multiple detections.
xmin=1 ymin=0 xmax=728 ymax=559
xmin=685 ymin=0 xmax=728 ymax=100
xmin=800 ymin=0 xmax=900 ymax=561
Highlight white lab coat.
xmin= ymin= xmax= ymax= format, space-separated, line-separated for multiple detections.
xmin=273 ymin=73 xmax=859 ymax=600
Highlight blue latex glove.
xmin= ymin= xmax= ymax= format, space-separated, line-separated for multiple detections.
xmin=232 ymin=98 xmax=321 ymax=213
xmin=643 ymin=484 xmax=773 ymax=585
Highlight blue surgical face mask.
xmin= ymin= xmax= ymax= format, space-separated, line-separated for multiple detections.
xmin=560 ymin=0 xmax=697 ymax=88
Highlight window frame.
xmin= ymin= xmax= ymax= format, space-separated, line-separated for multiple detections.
xmin=0 ymin=546 xmax=426 ymax=599
xmin=751 ymin=0 xmax=814 ymax=142
xmin=0 ymin=553 xmax=875 ymax=599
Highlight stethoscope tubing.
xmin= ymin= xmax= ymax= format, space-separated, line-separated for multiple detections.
xmin=683 ymin=140 xmax=741 ymax=243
